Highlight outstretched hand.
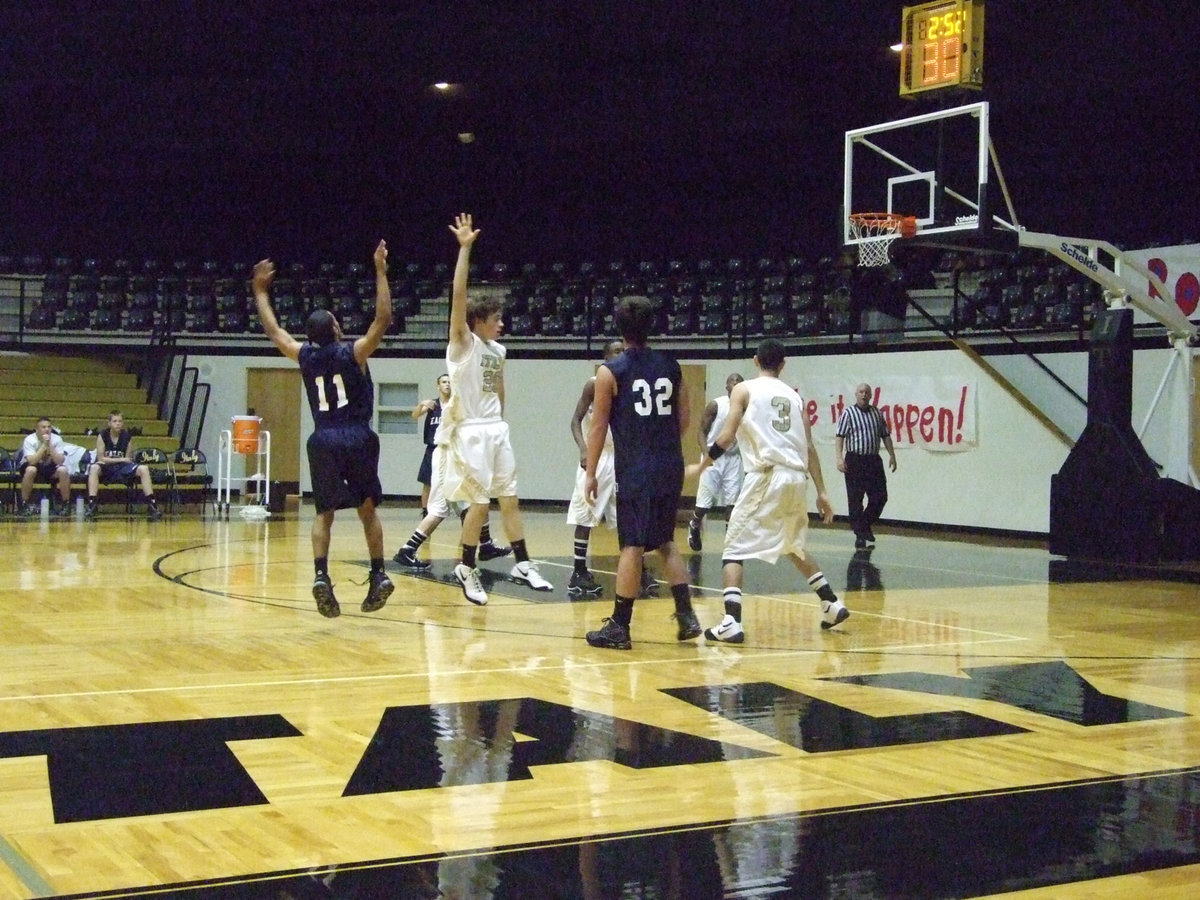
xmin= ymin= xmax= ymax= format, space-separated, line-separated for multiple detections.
xmin=252 ymin=259 xmax=276 ymax=291
xmin=373 ymin=239 xmax=388 ymax=273
xmin=449 ymin=213 xmax=480 ymax=247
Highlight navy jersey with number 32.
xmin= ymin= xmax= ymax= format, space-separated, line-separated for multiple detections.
xmin=605 ymin=346 xmax=683 ymax=494
xmin=299 ymin=342 xmax=374 ymax=429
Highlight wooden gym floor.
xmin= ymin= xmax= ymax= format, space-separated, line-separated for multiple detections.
xmin=1 ymin=503 xmax=1198 ymax=898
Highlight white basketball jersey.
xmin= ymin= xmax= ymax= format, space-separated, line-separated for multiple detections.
xmin=736 ymin=376 xmax=808 ymax=473
xmin=583 ymin=400 xmax=614 ymax=451
xmin=437 ymin=333 xmax=505 ymax=443
xmin=706 ymin=395 xmax=738 ymax=453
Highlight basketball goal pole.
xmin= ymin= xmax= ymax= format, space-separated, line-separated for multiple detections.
xmin=1017 ymin=228 xmax=1198 ymax=487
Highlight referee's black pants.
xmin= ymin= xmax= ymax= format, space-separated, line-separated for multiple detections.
xmin=843 ymin=452 xmax=887 ymax=540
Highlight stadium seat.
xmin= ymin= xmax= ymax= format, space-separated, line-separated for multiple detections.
xmin=699 ymin=311 xmax=728 ymax=335
xmin=90 ymin=308 xmax=123 ymax=331
xmin=763 ymin=311 xmax=794 ymax=335
xmin=125 ymin=307 xmax=155 ymax=331
xmin=668 ymin=312 xmax=698 ymax=336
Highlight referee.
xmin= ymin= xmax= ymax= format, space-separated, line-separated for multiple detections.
xmin=835 ymin=383 xmax=897 ymax=549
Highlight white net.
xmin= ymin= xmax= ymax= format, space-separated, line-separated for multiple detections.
xmin=848 ymin=214 xmax=903 ymax=267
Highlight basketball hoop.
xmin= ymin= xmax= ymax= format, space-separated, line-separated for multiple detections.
xmin=848 ymin=213 xmax=917 ymax=267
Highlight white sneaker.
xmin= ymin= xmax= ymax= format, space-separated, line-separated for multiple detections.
xmin=510 ymin=560 xmax=553 ymax=591
xmin=704 ymin=614 xmax=745 ymax=644
xmin=821 ymin=598 xmax=850 ymax=630
xmin=454 ymin=564 xmax=488 ymax=606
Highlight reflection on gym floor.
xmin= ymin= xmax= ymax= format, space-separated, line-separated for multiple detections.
xmin=2 ymin=509 xmax=1199 ymax=898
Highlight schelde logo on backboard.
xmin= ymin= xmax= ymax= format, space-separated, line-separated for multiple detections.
xmin=1061 ymin=242 xmax=1100 ymax=272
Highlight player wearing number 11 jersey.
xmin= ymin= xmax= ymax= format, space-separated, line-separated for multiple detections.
xmin=252 ymin=241 xmax=394 ymax=620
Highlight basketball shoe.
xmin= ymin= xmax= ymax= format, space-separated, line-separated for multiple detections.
xmin=674 ymin=608 xmax=702 ymax=641
xmin=821 ymin=599 xmax=850 ymax=630
xmin=567 ymin=569 xmax=603 ymax=598
xmin=393 ymin=547 xmax=431 ymax=569
xmin=361 ymin=569 xmax=394 ymax=613
xmin=510 ymin=560 xmax=553 ymax=591
xmin=704 ymin=614 xmax=745 ymax=644
xmin=454 ymin=564 xmax=488 ymax=605
xmin=312 ymin=574 xmax=340 ymax=618
xmin=586 ymin=617 xmax=632 ymax=650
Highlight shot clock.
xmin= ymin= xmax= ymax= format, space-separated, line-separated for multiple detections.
xmin=899 ymin=0 xmax=984 ymax=98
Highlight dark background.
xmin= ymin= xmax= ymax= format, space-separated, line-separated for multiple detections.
xmin=1 ymin=1 xmax=1195 ymax=270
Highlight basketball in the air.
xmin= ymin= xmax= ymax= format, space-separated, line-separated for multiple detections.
xmin=900 ymin=216 xmax=918 ymax=239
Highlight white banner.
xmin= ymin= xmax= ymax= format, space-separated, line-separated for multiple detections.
xmin=798 ymin=378 xmax=978 ymax=452
xmin=1124 ymin=243 xmax=1200 ymax=323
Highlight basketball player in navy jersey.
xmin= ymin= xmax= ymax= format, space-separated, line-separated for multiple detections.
xmin=84 ymin=410 xmax=163 ymax=519
xmin=413 ymin=373 xmax=450 ymax=516
xmin=252 ymin=240 xmax=394 ymax=619
xmin=583 ymin=296 xmax=701 ymax=649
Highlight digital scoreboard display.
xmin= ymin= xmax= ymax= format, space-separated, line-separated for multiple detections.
xmin=899 ymin=0 xmax=984 ymax=97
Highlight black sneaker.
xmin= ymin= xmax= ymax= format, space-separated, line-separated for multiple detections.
xmin=854 ymin=536 xmax=868 ymax=550
xmin=393 ymin=547 xmax=431 ymax=569
xmin=361 ymin=569 xmax=394 ymax=613
xmin=674 ymin=608 xmax=702 ymax=641
xmin=479 ymin=541 xmax=512 ymax=562
xmin=147 ymin=504 xmax=164 ymax=521
xmin=687 ymin=518 xmax=702 ymax=552
xmin=21 ymin=503 xmax=39 ymax=517
xmin=638 ymin=569 xmax=659 ymax=598
xmin=586 ymin=617 xmax=632 ymax=650
xmin=84 ymin=500 xmax=98 ymax=519
xmin=567 ymin=569 xmax=603 ymax=598
xmin=312 ymin=574 xmax=340 ymax=618
xmin=53 ymin=501 xmax=72 ymax=517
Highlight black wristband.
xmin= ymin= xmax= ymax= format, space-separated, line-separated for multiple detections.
xmin=707 ymin=442 xmax=725 ymax=461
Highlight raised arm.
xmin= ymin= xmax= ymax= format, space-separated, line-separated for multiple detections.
xmin=353 ymin=239 xmax=393 ymax=365
xmin=252 ymin=260 xmax=302 ymax=362
xmin=447 ymin=213 xmax=479 ymax=362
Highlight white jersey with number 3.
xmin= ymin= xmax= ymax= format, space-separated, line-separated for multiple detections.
xmin=735 ymin=376 xmax=808 ymax=474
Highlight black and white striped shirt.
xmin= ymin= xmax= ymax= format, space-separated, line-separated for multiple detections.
xmin=836 ymin=403 xmax=889 ymax=455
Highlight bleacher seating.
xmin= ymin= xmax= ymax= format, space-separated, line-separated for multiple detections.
xmin=1 ymin=246 xmax=1132 ymax=344
xmin=0 ymin=355 xmax=180 ymax=514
